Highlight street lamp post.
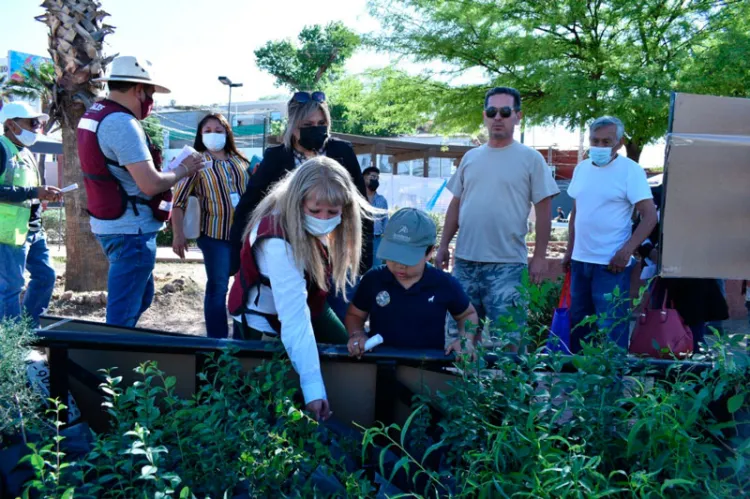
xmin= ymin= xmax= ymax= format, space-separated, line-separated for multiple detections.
xmin=218 ymin=76 xmax=243 ymax=128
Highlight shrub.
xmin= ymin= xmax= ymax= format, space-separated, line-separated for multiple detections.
xmin=21 ymin=348 xmax=374 ymax=498
xmin=14 ymin=279 xmax=750 ymax=497
xmin=156 ymin=221 xmax=174 ymax=247
xmin=41 ymin=208 xmax=65 ymax=244
xmin=0 ymin=318 xmax=42 ymax=445
xmin=362 ymin=293 xmax=750 ymax=497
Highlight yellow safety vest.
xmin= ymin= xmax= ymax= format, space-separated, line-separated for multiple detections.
xmin=0 ymin=135 xmax=40 ymax=246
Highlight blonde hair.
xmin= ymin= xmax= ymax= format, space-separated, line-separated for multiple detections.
xmin=282 ymin=98 xmax=332 ymax=149
xmin=246 ymin=156 xmax=381 ymax=296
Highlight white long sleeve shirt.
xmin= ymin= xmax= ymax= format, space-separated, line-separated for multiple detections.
xmin=237 ymin=225 xmax=326 ymax=404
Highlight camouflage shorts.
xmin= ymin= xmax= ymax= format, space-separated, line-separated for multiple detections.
xmin=445 ymin=259 xmax=527 ymax=346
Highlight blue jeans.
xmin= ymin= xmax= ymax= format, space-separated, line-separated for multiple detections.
xmin=197 ymin=235 xmax=232 ymax=339
xmin=0 ymin=231 xmax=56 ymax=326
xmin=569 ymin=260 xmax=633 ymax=353
xmin=373 ymin=235 xmax=383 ymax=267
xmin=96 ymin=232 xmax=157 ymax=328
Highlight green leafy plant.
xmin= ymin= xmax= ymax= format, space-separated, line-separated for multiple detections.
xmin=361 ymin=283 xmax=750 ymax=497
xmin=20 ymin=348 xmax=373 ymax=498
xmin=12 ymin=278 xmax=750 ymax=497
xmin=41 ymin=207 xmax=66 ymax=244
xmin=21 ymin=399 xmax=75 ymax=499
xmin=0 ymin=318 xmax=42 ymax=446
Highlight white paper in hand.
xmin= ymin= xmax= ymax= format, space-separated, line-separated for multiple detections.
xmin=166 ymin=145 xmax=199 ymax=173
xmin=364 ymin=334 xmax=383 ymax=352
xmin=183 ymin=196 xmax=201 ymax=240
xmin=640 ymin=259 xmax=658 ymax=280
xmin=60 ymin=183 xmax=78 ymax=193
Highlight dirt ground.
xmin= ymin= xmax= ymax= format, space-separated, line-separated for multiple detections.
xmin=37 ymin=243 xmax=567 ymax=337
xmin=46 ymin=260 xmax=210 ymax=335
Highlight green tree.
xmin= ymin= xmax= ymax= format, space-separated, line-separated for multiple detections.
xmin=255 ymin=21 xmax=360 ymax=91
xmin=0 ymin=76 xmax=11 ymax=104
xmin=369 ymin=0 xmax=747 ymax=160
xmin=142 ymin=116 xmax=165 ymax=150
xmin=680 ymin=2 xmax=750 ymax=98
xmin=325 ymin=68 xmax=443 ymax=136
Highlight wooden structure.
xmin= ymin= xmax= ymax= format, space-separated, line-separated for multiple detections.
xmin=331 ymin=133 xmax=474 ymax=177
xmin=270 ymin=132 xmax=579 ymax=177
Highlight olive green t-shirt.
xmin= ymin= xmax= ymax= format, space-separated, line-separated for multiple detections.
xmin=447 ymin=142 xmax=559 ymax=264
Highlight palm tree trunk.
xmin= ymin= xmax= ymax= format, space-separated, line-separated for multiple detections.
xmin=60 ymin=95 xmax=108 ymax=291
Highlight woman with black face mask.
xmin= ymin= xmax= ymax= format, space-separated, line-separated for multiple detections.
xmin=229 ymin=92 xmax=372 ymax=317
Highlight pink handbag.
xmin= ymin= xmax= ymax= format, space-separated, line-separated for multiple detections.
xmin=629 ymin=286 xmax=693 ymax=359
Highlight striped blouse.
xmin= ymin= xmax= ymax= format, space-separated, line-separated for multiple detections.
xmin=173 ymin=153 xmax=251 ymax=241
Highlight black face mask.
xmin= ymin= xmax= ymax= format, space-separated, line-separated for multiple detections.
xmin=298 ymin=125 xmax=329 ymax=151
xmin=368 ymin=179 xmax=380 ymax=191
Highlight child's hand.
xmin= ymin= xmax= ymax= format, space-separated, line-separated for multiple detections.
xmin=347 ymin=332 xmax=369 ymax=358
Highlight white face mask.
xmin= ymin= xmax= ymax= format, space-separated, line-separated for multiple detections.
xmin=14 ymin=126 xmax=39 ymax=147
xmin=202 ymin=132 xmax=226 ymax=152
xmin=304 ymin=214 xmax=341 ymax=236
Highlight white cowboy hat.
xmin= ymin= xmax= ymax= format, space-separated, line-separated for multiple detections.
xmin=0 ymin=101 xmax=50 ymax=122
xmin=93 ymin=55 xmax=171 ymax=94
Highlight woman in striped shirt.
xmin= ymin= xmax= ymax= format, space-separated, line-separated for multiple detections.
xmin=172 ymin=113 xmax=251 ymax=338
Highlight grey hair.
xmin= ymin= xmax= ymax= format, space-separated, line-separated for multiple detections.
xmin=590 ymin=116 xmax=625 ymax=141
xmin=282 ymin=98 xmax=332 ymax=149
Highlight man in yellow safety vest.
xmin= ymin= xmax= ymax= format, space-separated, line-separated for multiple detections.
xmin=0 ymin=101 xmax=61 ymax=325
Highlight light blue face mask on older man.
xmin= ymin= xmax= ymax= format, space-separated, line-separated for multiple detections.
xmin=589 ymin=146 xmax=614 ymax=167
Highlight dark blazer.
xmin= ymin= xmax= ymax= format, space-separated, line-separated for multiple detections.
xmin=229 ymin=137 xmax=373 ymax=274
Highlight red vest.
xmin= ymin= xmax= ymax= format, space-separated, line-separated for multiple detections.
xmin=228 ymin=216 xmax=330 ymax=333
xmin=77 ymin=99 xmax=172 ymax=221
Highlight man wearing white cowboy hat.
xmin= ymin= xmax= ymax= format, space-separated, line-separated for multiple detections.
xmin=0 ymin=101 xmax=61 ymax=325
xmin=77 ymin=55 xmax=203 ymax=327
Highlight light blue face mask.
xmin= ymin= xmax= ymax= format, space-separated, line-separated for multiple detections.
xmin=304 ymin=214 xmax=341 ymax=236
xmin=589 ymin=146 xmax=614 ymax=166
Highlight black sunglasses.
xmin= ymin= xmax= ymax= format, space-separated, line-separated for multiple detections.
xmin=485 ymin=106 xmax=517 ymax=119
xmin=292 ymin=91 xmax=326 ymax=104
xmin=14 ymin=118 xmax=43 ymax=130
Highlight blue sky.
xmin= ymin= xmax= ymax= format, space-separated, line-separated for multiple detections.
xmin=1 ymin=0 xmax=392 ymax=105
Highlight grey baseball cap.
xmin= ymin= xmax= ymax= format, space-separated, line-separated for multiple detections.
xmin=377 ymin=208 xmax=437 ymax=266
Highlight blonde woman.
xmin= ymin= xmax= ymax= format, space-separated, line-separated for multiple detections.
xmin=172 ymin=113 xmax=251 ymax=339
xmin=228 ymin=92 xmax=372 ymax=286
xmin=228 ymin=156 xmax=379 ymax=421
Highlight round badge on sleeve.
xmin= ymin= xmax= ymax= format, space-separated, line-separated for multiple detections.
xmin=376 ymin=290 xmax=391 ymax=307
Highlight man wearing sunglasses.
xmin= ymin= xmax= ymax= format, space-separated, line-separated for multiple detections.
xmin=436 ymin=87 xmax=559 ymax=349
xmin=0 ymin=101 xmax=61 ymax=325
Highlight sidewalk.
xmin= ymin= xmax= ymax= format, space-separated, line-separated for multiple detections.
xmin=48 ymin=245 xmax=205 ymax=263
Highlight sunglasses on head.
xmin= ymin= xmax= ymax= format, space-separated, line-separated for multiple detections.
xmin=292 ymin=91 xmax=326 ymax=104
xmin=485 ymin=106 xmax=517 ymax=119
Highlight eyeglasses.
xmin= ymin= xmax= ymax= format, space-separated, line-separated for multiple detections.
xmin=292 ymin=91 xmax=326 ymax=104
xmin=485 ymin=106 xmax=517 ymax=119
